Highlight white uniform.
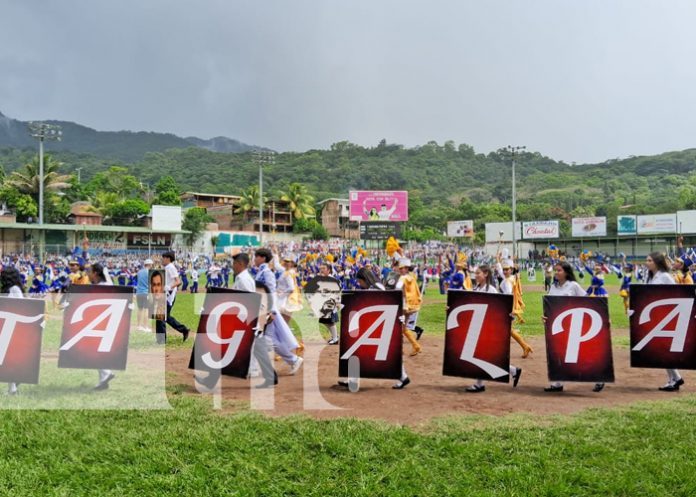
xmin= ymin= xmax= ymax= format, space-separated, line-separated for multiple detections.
xmin=647 ymin=271 xmax=681 ymax=386
xmin=470 ymin=284 xmax=518 ymax=388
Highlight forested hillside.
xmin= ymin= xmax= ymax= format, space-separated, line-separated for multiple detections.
xmin=2 ymin=138 xmax=696 ymax=241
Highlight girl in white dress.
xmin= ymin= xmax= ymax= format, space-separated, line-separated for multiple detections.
xmin=543 ymin=261 xmax=605 ymax=393
xmin=466 ymin=264 xmax=522 ymax=393
xmin=645 ymin=252 xmax=684 ymax=392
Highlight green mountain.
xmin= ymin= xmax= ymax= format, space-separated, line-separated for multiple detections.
xmin=0 ymin=110 xmax=269 ymax=163
xmin=2 ymin=109 xmax=696 ymax=240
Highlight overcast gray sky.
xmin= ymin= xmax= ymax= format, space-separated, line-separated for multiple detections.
xmin=1 ymin=0 xmax=695 ymax=163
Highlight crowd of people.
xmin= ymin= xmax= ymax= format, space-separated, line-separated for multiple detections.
xmin=1 ymin=235 xmax=694 ymax=395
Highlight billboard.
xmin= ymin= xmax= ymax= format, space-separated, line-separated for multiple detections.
xmin=572 ymin=217 xmax=607 ymax=237
xmin=617 ymin=215 xmax=637 ymax=236
xmin=637 ymin=214 xmax=677 ymax=235
xmin=447 ymin=220 xmax=474 ymax=238
xmin=676 ymin=210 xmax=696 ymax=234
xmin=349 ymin=191 xmax=408 ymax=222
xmin=484 ymin=222 xmax=522 ymax=243
xmin=522 ymin=220 xmax=560 ymax=239
xmin=151 ymin=205 xmax=183 ymax=232
xmin=359 ymin=222 xmax=401 ymax=240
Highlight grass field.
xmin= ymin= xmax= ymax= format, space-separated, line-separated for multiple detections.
xmin=2 ymin=275 xmax=694 ymax=496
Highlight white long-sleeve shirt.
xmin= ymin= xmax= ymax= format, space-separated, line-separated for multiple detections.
xmin=548 ymin=281 xmax=587 ymax=297
xmin=232 ymin=269 xmax=256 ymax=293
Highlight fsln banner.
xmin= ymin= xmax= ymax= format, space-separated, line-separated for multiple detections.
xmin=544 ymin=296 xmax=614 ymax=383
xmin=188 ymin=288 xmax=261 ymax=379
xmin=443 ymin=291 xmax=512 ymax=382
xmin=0 ymin=297 xmax=45 ymax=384
xmin=339 ymin=290 xmax=402 ymax=380
xmin=58 ymin=285 xmax=134 ymax=370
xmin=630 ymin=284 xmax=696 ymax=370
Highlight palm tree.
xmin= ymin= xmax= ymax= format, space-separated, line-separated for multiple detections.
xmin=87 ymin=191 xmax=120 ymax=219
xmin=279 ymin=183 xmax=315 ymax=220
xmin=6 ymin=154 xmax=72 ymax=201
xmin=234 ymin=185 xmax=267 ymax=223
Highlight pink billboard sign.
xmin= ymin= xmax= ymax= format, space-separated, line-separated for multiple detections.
xmin=349 ymin=191 xmax=408 ymax=222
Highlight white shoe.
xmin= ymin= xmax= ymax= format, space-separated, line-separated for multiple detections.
xmin=327 ymin=338 xmax=339 ymax=345
xmin=248 ymin=370 xmax=261 ymax=378
xmin=289 ymin=357 xmax=304 ymax=375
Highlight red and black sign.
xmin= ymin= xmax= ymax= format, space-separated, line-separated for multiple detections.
xmin=339 ymin=290 xmax=402 ymax=379
xmin=188 ymin=288 xmax=261 ymax=379
xmin=630 ymin=284 xmax=696 ymax=370
xmin=58 ymin=285 xmax=134 ymax=370
xmin=0 ymin=297 xmax=45 ymax=384
xmin=443 ymin=291 xmax=513 ymax=382
xmin=544 ymin=296 xmax=614 ymax=382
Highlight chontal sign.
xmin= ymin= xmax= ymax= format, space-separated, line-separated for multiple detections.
xmin=522 ymin=220 xmax=560 ymax=239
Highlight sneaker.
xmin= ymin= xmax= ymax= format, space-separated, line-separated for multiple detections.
xmin=94 ymin=373 xmax=115 ymax=391
xmin=289 ymin=357 xmax=304 ymax=375
xmin=465 ymin=384 xmax=486 ymax=393
xmin=392 ymin=377 xmax=410 ymax=389
xmin=659 ymin=383 xmax=680 ymax=392
xmin=593 ymin=382 xmax=605 ymax=392
xmin=513 ymin=368 xmax=523 ymax=388
xmin=327 ymin=338 xmax=339 ymax=345
xmin=544 ymin=385 xmax=563 ymax=392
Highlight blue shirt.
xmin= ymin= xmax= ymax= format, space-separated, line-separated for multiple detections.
xmin=136 ymin=268 xmax=150 ymax=294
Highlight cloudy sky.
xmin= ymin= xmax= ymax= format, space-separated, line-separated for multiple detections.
xmin=1 ymin=0 xmax=695 ymax=163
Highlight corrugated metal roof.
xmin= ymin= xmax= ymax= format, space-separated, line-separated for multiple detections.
xmin=0 ymin=223 xmax=189 ymax=234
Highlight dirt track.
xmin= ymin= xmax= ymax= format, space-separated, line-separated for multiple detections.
xmin=166 ymin=332 xmax=692 ymax=426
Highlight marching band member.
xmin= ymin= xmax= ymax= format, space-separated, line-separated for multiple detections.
xmin=672 ymin=238 xmax=693 ymax=285
xmin=465 ymin=264 xmax=522 ymax=393
xmin=395 ymin=258 xmax=423 ymax=358
xmin=254 ymin=248 xmax=304 ymax=376
xmin=543 ymin=261 xmax=605 ymax=393
xmin=497 ymin=255 xmax=533 ymax=358
xmin=619 ymin=257 xmax=633 ymax=316
xmin=586 ymin=265 xmax=609 ymax=297
xmin=646 ymin=252 xmax=684 ymax=392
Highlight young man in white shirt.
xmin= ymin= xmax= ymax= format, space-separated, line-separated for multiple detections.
xmin=155 ymin=251 xmax=191 ymax=344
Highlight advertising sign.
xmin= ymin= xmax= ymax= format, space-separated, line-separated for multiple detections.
xmin=349 ymin=191 xmax=408 ymax=222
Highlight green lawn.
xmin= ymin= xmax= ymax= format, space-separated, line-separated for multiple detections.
xmin=1 ymin=394 xmax=696 ymax=496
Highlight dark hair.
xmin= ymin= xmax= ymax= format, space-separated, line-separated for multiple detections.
xmin=554 ymin=261 xmax=577 ymax=283
xmin=474 ymin=264 xmax=495 ymax=290
xmin=90 ymin=263 xmax=107 ymax=283
xmin=150 ymin=271 xmax=163 ymax=284
xmin=1 ymin=267 xmax=23 ymax=294
xmin=162 ymin=251 xmax=176 ymax=262
xmin=255 ymin=248 xmax=272 ymax=263
xmin=233 ymin=253 xmax=250 ymax=266
xmin=647 ymin=252 xmax=670 ymax=282
xmin=356 ymin=267 xmax=380 ymax=289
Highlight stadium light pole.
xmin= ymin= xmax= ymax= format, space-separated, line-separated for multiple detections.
xmin=254 ymin=151 xmax=275 ymax=246
xmin=504 ymin=145 xmax=525 ymax=260
xmin=28 ymin=122 xmax=62 ymax=261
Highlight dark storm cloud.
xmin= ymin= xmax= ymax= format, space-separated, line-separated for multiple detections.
xmin=1 ymin=0 xmax=695 ymax=163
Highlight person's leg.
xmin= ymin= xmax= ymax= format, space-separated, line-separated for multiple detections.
xmin=511 ymin=329 xmax=533 ymax=358
xmin=165 ymin=299 xmax=189 ymax=336
xmin=155 ymin=317 xmax=166 ymax=343
xmin=393 ymin=363 xmax=410 ymax=389
xmin=324 ymin=323 xmax=338 ymax=344
xmin=252 ymin=335 xmax=277 ymax=387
